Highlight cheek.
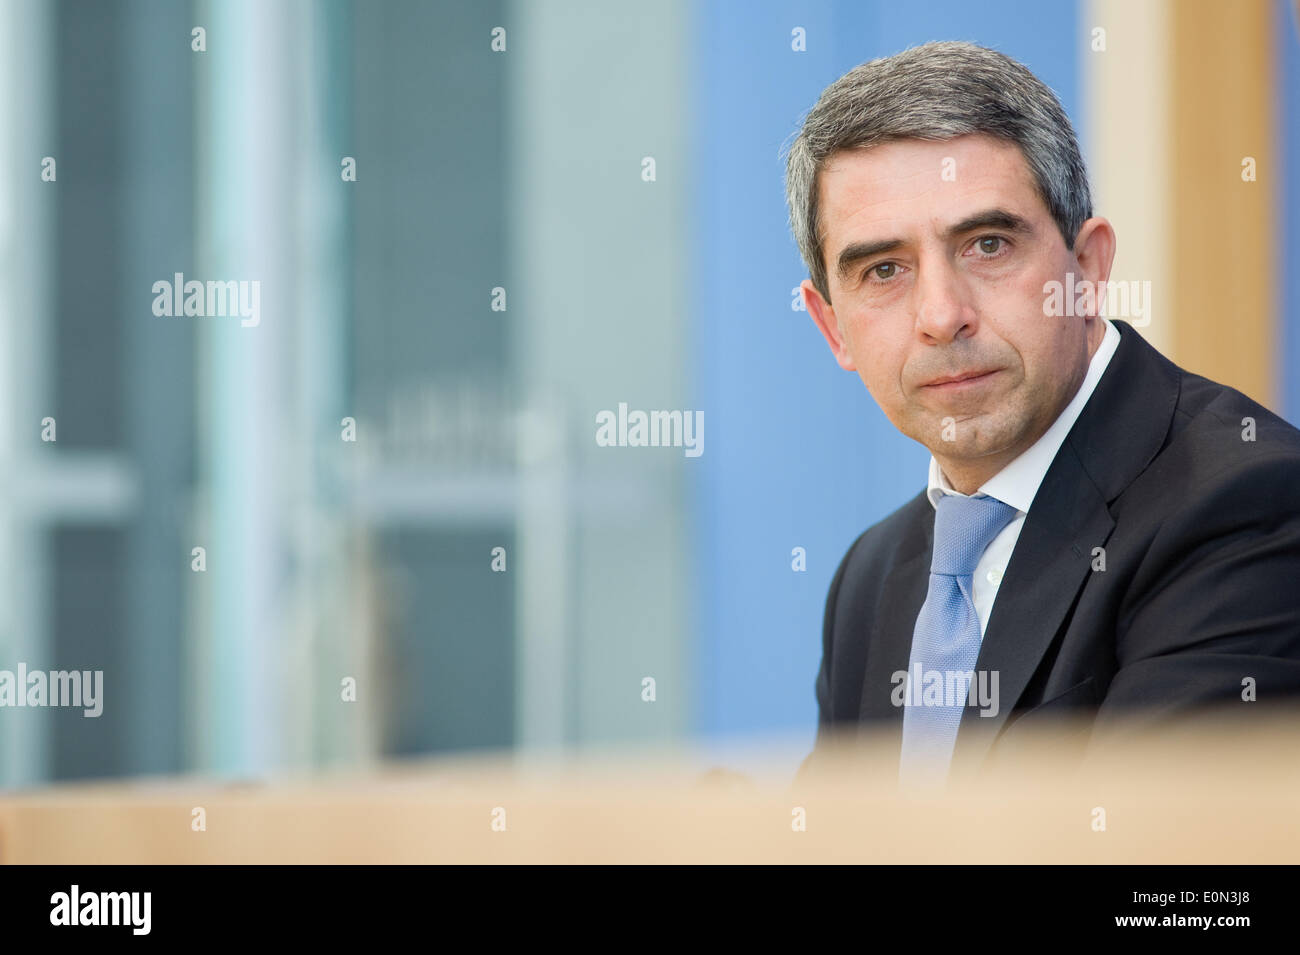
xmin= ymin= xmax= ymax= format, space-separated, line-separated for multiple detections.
xmin=839 ymin=310 xmax=913 ymax=409
xmin=975 ymin=267 xmax=1049 ymax=325
xmin=858 ymin=352 xmax=909 ymax=411
xmin=976 ymin=270 xmax=1060 ymax=382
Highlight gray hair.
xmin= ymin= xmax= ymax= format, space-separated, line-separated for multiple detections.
xmin=782 ymin=41 xmax=1092 ymax=304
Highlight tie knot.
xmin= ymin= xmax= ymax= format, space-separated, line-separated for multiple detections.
xmin=930 ymin=493 xmax=1018 ymax=577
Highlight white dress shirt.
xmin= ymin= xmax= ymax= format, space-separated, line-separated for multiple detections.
xmin=926 ymin=318 xmax=1121 ymax=639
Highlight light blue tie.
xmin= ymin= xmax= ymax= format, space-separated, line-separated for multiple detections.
xmin=900 ymin=492 xmax=1018 ymax=784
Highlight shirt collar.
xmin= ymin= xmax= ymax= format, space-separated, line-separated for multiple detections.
xmin=926 ymin=318 xmax=1122 ymax=513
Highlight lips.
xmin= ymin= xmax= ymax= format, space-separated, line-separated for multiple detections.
xmin=922 ymin=369 xmax=1000 ymax=387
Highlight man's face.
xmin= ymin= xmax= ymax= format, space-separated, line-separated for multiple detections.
xmin=803 ymin=134 xmax=1108 ymax=488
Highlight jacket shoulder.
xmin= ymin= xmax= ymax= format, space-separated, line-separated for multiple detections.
xmin=1140 ymin=369 xmax=1300 ymax=496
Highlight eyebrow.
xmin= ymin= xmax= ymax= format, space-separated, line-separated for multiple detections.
xmin=834 ymin=208 xmax=1035 ymax=283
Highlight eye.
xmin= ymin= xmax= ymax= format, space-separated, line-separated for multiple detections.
xmin=971 ymin=235 xmax=1009 ymax=257
xmin=865 ymin=262 xmax=899 ymax=283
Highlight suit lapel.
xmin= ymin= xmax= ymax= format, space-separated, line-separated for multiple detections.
xmin=950 ymin=441 xmax=1115 ymax=772
xmin=854 ymin=505 xmax=931 ymax=773
xmin=858 ymin=547 xmax=930 ymax=724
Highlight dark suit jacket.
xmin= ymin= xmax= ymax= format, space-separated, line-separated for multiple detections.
xmin=805 ymin=319 xmax=1300 ymax=778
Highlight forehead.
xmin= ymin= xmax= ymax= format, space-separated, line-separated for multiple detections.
xmin=818 ymin=134 xmax=1043 ymax=247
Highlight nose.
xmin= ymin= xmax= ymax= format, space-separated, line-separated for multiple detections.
xmin=914 ymin=256 xmax=977 ymax=344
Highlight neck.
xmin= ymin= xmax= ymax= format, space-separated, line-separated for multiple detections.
xmin=937 ymin=455 xmax=1014 ymax=496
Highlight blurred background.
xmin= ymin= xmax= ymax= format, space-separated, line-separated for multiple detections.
xmin=0 ymin=0 xmax=1297 ymax=787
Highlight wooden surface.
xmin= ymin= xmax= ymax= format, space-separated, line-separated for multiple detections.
xmin=1 ymin=716 xmax=1298 ymax=863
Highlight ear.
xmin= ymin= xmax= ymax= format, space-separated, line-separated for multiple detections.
xmin=1072 ymin=217 xmax=1116 ymax=307
xmin=802 ymin=279 xmax=856 ymax=371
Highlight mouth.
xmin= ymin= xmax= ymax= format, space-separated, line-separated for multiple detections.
xmin=922 ymin=368 xmax=1002 ymax=391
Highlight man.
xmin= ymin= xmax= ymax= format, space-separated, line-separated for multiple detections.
xmin=784 ymin=41 xmax=1300 ymax=783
